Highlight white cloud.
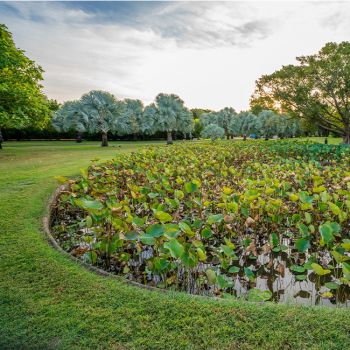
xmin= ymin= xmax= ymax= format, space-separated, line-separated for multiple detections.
xmin=1 ymin=1 xmax=350 ymax=111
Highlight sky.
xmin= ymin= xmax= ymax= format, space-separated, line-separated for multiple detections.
xmin=1 ymin=1 xmax=350 ymax=111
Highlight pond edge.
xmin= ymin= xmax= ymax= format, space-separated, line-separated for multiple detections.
xmin=42 ymin=184 xmax=176 ymax=296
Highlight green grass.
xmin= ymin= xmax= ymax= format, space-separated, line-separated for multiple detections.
xmin=1 ymin=140 xmax=349 ymax=350
xmin=298 ymin=136 xmax=342 ymax=145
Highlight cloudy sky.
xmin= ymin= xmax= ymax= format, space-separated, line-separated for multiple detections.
xmin=1 ymin=1 xmax=350 ymax=111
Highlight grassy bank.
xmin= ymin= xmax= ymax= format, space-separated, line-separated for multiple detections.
xmin=0 ymin=140 xmax=349 ymax=350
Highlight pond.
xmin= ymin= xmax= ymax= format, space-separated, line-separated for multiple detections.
xmin=51 ymin=141 xmax=350 ymax=306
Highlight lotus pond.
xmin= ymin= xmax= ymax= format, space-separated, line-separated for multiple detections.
xmin=51 ymin=140 xmax=350 ymax=306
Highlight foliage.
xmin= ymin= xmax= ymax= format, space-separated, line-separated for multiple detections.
xmin=201 ymin=123 xmax=225 ymax=140
xmin=53 ymin=90 xmax=126 ymax=146
xmin=0 ymin=24 xmax=50 ymax=131
xmin=53 ymin=92 xmax=194 ymax=143
xmin=154 ymin=93 xmax=193 ymax=143
xmin=217 ymin=107 xmax=237 ymax=138
xmin=251 ymin=41 xmax=350 ymax=143
xmin=201 ymin=109 xmax=302 ymax=138
xmin=121 ymin=98 xmax=144 ymax=136
xmin=53 ymin=140 xmax=350 ymax=304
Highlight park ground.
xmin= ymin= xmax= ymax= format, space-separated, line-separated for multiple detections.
xmin=1 ymin=138 xmax=349 ymax=350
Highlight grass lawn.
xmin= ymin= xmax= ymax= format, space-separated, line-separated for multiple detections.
xmin=299 ymin=136 xmax=342 ymax=144
xmin=1 ymin=140 xmax=350 ymax=350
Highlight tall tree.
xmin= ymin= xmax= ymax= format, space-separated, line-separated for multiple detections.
xmin=200 ymin=112 xmax=219 ymax=128
xmin=141 ymin=103 xmax=158 ymax=135
xmin=80 ymin=90 xmax=125 ymax=146
xmin=0 ymin=24 xmax=50 ymax=146
xmin=251 ymin=42 xmax=350 ymax=143
xmin=53 ymin=91 xmax=126 ymax=146
xmin=52 ymin=100 xmax=87 ymax=141
xmin=217 ymin=107 xmax=237 ymax=139
xmin=122 ymin=98 xmax=144 ymax=139
xmin=155 ymin=93 xmax=192 ymax=144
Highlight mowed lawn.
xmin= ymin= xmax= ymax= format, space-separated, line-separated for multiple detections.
xmin=0 ymin=139 xmax=349 ymax=350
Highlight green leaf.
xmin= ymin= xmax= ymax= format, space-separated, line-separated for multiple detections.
xmin=196 ymin=247 xmax=207 ymax=261
xmin=342 ymin=262 xmax=350 ymax=275
xmin=270 ymin=232 xmax=279 ymax=247
xmin=174 ymin=190 xmax=184 ymax=199
xmin=206 ymin=269 xmax=217 ymax=285
xmin=164 ymin=239 xmax=184 ymax=259
xmin=146 ymin=224 xmax=164 ymax=237
xmin=331 ymin=250 xmax=349 ymax=263
xmin=290 ymin=265 xmax=306 ymax=273
xmin=341 ymin=239 xmax=350 ymax=251
xmin=228 ymin=266 xmax=240 ymax=274
xmin=125 ymin=231 xmax=138 ymax=240
xmin=179 ymin=221 xmax=194 ymax=237
xmin=329 ymin=202 xmax=341 ymax=215
xmin=85 ymin=215 xmax=92 ymax=227
xmin=299 ymin=191 xmax=313 ymax=204
xmin=201 ymin=227 xmax=213 ymax=238
xmin=319 ymin=223 xmax=334 ymax=245
xmin=221 ymin=244 xmax=235 ymax=257
xmin=184 ymin=181 xmax=198 ymax=193
xmin=298 ymin=223 xmax=309 ymax=236
xmin=155 ymin=211 xmax=173 ymax=223
xmin=244 ymin=267 xmax=255 ymax=281
xmin=217 ymin=274 xmax=229 ymax=289
xmin=132 ymin=216 xmax=144 ymax=226
xmin=325 ymin=282 xmax=339 ymax=290
xmin=295 ymin=238 xmax=310 ymax=252
xmin=76 ymin=198 xmax=103 ymax=210
xmin=311 ymin=263 xmax=331 ymax=276
xmin=247 ymin=288 xmax=272 ymax=302
xmin=164 ymin=223 xmax=180 ymax=238
xmin=140 ymin=235 xmax=155 ymax=245
xmin=207 ymin=214 xmax=224 ymax=225
xmin=305 ymin=212 xmax=312 ymax=224
xmin=295 ymin=274 xmax=307 ymax=281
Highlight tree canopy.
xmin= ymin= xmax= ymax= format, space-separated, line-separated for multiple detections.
xmin=155 ymin=93 xmax=193 ymax=144
xmin=201 ymin=123 xmax=225 ymax=140
xmin=251 ymin=41 xmax=350 ymax=143
xmin=0 ymin=24 xmax=50 ymax=132
xmin=53 ymin=91 xmax=194 ymax=145
xmin=53 ymin=90 xmax=126 ymax=146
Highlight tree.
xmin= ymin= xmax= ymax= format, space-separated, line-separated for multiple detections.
xmin=52 ymin=100 xmax=87 ymax=142
xmin=191 ymin=108 xmax=212 ymax=119
xmin=201 ymin=124 xmax=225 ymax=140
xmin=251 ymin=42 xmax=350 ymax=144
xmin=217 ymin=107 xmax=237 ymax=139
xmin=141 ymin=103 xmax=158 ymax=135
xmin=239 ymin=112 xmax=258 ymax=136
xmin=122 ymin=98 xmax=144 ymax=139
xmin=0 ymin=24 xmax=50 ymax=146
xmin=154 ymin=93 xmax=192 ymax=144
xmin=53 ymin=91 xmax=126 ymax=146
xmin=79 ymin=90 xmax=125 ymax=146
xmin=228 ymin=114 xmax=243 ymax=137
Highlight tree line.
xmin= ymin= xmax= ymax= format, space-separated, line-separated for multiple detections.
xmin=52 ymin=91 xmax=193 ymax=146
xmin=199 ymin=109 xmax=303 ymax=140
xmin=1 ymin=22 xmax=350 ymax=148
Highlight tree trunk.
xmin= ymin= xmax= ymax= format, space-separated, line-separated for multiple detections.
xmin=167 ymin=131 xmax=173 ymax=144
xmin=101 ymin=131 xmax=108 ymax=147
xmin=76 ymin=131 xmax=82 ymax=143
xmin=0 ymin=129 xmax=3 ymax=149
xmin=343 ymin=133 xmax=350 ymax=144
